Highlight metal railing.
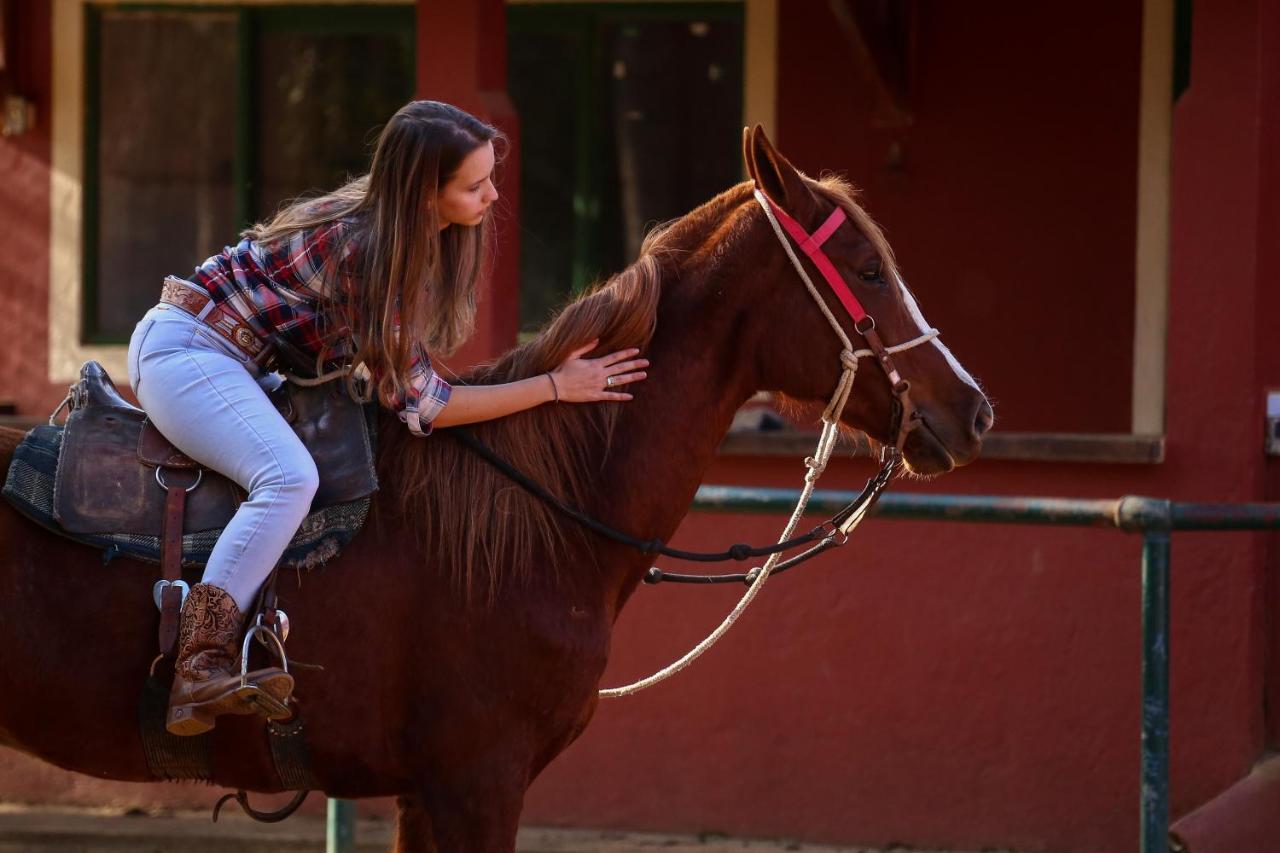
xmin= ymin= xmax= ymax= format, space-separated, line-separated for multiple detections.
xmin=325 ymin=488 xmax=1280 ymax=853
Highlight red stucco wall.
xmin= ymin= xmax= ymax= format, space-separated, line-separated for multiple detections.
xmin=1256 ymin=0 xmax=1280 ymax=751
xmin=772 ymin=2 xmax=1142 ymax=435
xmin=0 ymin=0 xmax=60 ymax=419
xmin=1 ymin=2 xmax=1277 ymax=853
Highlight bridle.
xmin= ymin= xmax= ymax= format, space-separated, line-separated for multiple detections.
xmin=624 ymin=191 xmax=942 ymax=587
xmin=595 ymin=190 xmax=940 ymax=697
xmin=448 ymin=186 xmax=943 ymax=697
xmin=754 ymin=188 xmax=935 ymax=458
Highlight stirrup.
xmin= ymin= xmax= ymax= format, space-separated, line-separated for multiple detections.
xmin=240 ymin=613 xmax=290 ymax=678
xmin=238 ymin=617 xmax=293 ymax=719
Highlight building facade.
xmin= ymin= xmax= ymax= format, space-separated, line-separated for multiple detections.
xmin=1 ymin=1 xmax=1278 ymax=850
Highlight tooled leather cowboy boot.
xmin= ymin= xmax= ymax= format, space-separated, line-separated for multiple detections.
xmin=166 ymin=583 xmax=295 ymax=736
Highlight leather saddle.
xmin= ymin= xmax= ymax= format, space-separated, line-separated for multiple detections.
xmin=52 ymin=361 xmax=377 ymax=536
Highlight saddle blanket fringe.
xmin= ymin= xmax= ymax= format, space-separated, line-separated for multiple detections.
xmin=2 ymin=425 xmax=369 ymax=571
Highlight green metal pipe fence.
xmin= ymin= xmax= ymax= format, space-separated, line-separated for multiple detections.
xmin=325 ymin=488 xmax=1280 ymax=853
xmin=327 ymin=799 xmax=356 ymax=853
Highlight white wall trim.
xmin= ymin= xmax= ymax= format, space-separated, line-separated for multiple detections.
xmin=48 ymin=0 xmax=107 ymax=384
xmin=743 ymin=0 xmax=777 ymax=142
xmin=1131 ymin=0 xmax=1174 ymax=435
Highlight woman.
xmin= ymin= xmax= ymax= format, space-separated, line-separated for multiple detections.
xmin=127 ymin=100 xmax=649 ymax=736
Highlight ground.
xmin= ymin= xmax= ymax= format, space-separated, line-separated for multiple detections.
xmin=0 ymin=805 xmax=1009 ymax=852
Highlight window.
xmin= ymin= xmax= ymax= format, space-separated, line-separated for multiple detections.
xmin=508 ymin=3 xmax=744 ymax=333
xmin=82 ymin=5 xmax=415 ymax=342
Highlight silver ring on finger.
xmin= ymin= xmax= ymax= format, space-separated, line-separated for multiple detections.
xmin=605 ymin=375 xmax=615 ymax=387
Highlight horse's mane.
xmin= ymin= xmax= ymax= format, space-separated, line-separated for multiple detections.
xmin=376 ymin=176 xmax=888 ymax=603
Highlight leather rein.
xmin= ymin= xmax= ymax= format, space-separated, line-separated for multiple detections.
xmin=454 ymin=189 xmax=941 ymax=696
xmin=456 ymin=191 xmax=935 ymax=573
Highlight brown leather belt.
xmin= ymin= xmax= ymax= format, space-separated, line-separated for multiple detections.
xmin=159 ymin=277 xmax=275 ymax=369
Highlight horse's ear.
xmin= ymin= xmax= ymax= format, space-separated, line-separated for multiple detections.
xmin=745 ymin=125 xmax=811 ymax=212
xmin=743 ymin=126 xmax=761 ymax=187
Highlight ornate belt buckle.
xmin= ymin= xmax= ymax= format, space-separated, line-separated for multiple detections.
xmin=233 ymin=325 xmax=259 ymax=354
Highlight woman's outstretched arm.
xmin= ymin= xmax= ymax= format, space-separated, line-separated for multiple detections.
xmin=430 ymin=340 xmax=649 ymax=429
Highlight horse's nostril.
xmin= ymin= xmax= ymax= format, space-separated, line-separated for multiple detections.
xmin=973 ymin=399 xmax=995 ymax=438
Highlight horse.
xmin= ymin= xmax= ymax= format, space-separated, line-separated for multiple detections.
xmin=0 ymin=127 xmax=991 ymax=852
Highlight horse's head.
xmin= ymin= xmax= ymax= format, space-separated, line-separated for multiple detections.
xmin=742 ymin=126 xmax=992 ymax=475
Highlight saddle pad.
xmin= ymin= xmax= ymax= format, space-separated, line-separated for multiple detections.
xmin=4 ymin=425 xmax=368 ymax=571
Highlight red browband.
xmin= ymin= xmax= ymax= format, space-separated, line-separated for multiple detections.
xmin=760 ymin=197 xmax=869 ymax=325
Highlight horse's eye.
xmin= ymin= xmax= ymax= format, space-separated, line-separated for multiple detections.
xmin=858 ymin=266 xmax=884 ymax=284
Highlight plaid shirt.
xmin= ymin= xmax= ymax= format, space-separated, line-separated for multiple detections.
xmin=186 ymin=220 xmax=452 ymax=436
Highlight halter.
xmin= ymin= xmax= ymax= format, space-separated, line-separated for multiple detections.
xmin=598 ymin=189 xmax=940 ymax=697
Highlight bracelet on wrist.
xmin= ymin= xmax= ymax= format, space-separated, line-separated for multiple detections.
xmin=546 ymin=372 xmax=560 ymax=402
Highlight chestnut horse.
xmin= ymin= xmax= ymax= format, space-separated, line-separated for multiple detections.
xmin=0 ymin=128 xmax=990 ymax=851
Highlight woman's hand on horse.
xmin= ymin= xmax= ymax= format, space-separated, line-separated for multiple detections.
xmin=551 ymin=339 xmax=649 ymax=403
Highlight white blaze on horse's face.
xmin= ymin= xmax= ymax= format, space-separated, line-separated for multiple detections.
xmin=896 ymin=273 xmax=989 ymax=408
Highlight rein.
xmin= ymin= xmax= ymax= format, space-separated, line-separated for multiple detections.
xmin=450 ymin=428 xmax=876 ymax=563
xmin=642 ymin=451 xmax=900 ymax=586
xmin=452 ymin=427 xmax=899 ymax=580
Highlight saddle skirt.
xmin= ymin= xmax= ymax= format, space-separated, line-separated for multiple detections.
xmin=2 ymin=361 xmax=378 ymax=570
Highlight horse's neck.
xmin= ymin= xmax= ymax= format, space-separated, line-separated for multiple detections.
xmin=590 ymin=246 xmax=763 ymax=613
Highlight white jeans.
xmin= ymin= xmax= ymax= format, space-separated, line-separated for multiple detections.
xmin=127 ymin=303 xmax=319 ymax=612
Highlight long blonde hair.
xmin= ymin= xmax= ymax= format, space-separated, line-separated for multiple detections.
xmin=244 ymin=100 xmax=502 ymax=408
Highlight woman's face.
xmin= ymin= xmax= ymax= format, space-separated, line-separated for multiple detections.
xmin=436 ymin=141 xmax=498 ymax=229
